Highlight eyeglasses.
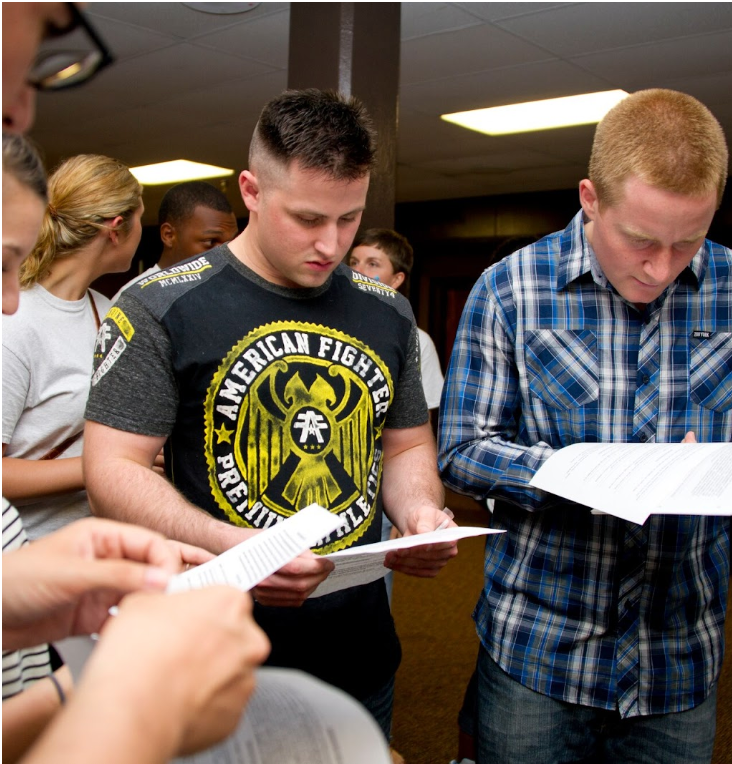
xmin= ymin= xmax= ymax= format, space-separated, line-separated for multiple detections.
xmin=28 ymin=3 xmax=115 ymax=92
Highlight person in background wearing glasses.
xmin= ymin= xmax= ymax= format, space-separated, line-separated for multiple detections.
xmin=2 ymin=1 xmax=114 ymax=134
xmin=2 ymin=8 xmax=272 ymax=764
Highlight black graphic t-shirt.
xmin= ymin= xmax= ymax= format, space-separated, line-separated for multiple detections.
xmin=86 ymin=245 xmax=428 ymax=697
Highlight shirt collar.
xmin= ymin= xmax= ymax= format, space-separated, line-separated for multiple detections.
xmin=556 ymin=210 xmax=594 ymax=291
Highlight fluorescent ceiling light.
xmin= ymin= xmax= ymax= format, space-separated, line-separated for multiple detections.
xmin=130 ymin=160 xmax=235 ymax=185
xmin=441 ymin=90 xmax=629 ymax=136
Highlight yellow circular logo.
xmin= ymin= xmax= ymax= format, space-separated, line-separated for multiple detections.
xmin=205 ymin=321 xmax=393 ymax=553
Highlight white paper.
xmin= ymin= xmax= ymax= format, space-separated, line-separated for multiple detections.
xmin=167 ymin=504 xmax=346 ymax=593
xmin=175 ymin=668 xmax=391 ymax=764
xmin=310 ymin=525 xmax=501 ymax=598
xmin=530 ymin=442 xmax=732 ymax=524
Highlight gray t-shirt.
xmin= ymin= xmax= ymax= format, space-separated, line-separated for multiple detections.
xmin=2 ymin=285 xmax=107 ymax=537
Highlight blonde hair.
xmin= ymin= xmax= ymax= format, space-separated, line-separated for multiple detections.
xmin=589 ymin=89 xmax=728 ymax=209
xmin=20 ymin=154 xmax=142 ymax=288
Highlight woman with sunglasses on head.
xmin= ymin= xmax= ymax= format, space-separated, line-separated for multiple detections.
xmin=2 ymin=153 xmax=144 ymax=540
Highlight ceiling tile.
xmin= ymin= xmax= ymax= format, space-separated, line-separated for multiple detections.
xmin=87 ymin=2 xmax=288 ymax=40
xmin=400 ymin=3 xmax=483 ymax=40
xmin=401 ymin=58 xmax=612 ymax=115
xmin=156 ymin=70 xmax=288 ymax=122
xmin=454 ymin=3 xmax=577 ymax=23
xmin=192 ymin=9 xmax=290 ymax=67
xmin=571 ymin=30 xmax=732 ymax=89
xmin=494 ymin=2 xmax=732 ymax=57
xmin=401 ymin=23 xmax=553 ymax=84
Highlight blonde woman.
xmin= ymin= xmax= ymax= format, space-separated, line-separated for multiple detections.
xmin=2 ymin=154 xmax=143 ymax=539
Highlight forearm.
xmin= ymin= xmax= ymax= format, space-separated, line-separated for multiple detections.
xmin=437 ymin=280 xmax=555 ymax=509
xmin=21 ymin=669 xmax=180 ymax=764
xmin=381 ymin=427 xmax=444 ymax=534
xmin=2 ymin=668 xmax=72 ymax=764
xmin=439 ymin=434 xmax=555 ymax=508
xmin=86 ymin=455 xmax=239 ymax=555
xmin=1 ymin=457 xmax=84 ymax=502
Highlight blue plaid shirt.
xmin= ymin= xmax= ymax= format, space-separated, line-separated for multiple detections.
xmin=438 ymin=210 xmax=732 ymax=717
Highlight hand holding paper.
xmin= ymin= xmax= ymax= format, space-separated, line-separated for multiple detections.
xmin=167 ymin=504 xmax=343 ymax=597
xmin=530 ymin=442 xmax=732 ymax=524
xmin=311 ymin=524 xmax=502 ymax=598
xmin=384 ymin=505 xmax=459 ymax=577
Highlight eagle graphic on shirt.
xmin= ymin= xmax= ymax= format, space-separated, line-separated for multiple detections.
xmin=204 ymin=321 xmax=393 ymax=553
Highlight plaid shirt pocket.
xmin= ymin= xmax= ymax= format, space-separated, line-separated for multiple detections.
xmin=525 ymin=329 xmax=599 ymax=410
xmin=689 ymin=332 xmax=732 ymax=412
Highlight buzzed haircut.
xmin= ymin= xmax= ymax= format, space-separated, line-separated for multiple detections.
xmin=249 ymin=89 xmax=376 ymax=181
xmin=589 ymin=89 xmax=729 ymax=208
xmin=158 ymin=181 xmax=234 ymax=227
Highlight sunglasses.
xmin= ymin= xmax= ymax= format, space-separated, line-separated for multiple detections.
xmin=28 ymin=3 xmax=115 ymax=92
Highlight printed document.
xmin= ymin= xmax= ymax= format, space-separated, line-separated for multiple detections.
xmin=530 ymin=442 xmax=732 ymax=524
xmin=167 ymin=503 xmax=345 ymax=593
xmin=175 ymin=668 xmax=391 ymax=764
xmin=166 ymin=501 xmax=500 ymax=598
xmin=312 ymin=525 xmax=501 ymax=597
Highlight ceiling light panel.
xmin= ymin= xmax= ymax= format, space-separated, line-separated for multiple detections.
xmin=441 ymin=90 xmax=629 ymax=136
xmin=130 ymin=159 xmax=234 ymax=185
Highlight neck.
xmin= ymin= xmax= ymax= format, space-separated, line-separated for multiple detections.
xmin=39 ymin=253 xmax=97 ymax=301
xmin=227 ymin=228 xmax=256 ymax=272
xmin=583 ymin=219 xmax=594 ymax=246
xmin=157 ymin=248 xmax=180 ymax=270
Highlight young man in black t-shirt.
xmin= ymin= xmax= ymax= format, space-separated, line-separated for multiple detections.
xmin=84 ymin=89 xmax=457 ymax=739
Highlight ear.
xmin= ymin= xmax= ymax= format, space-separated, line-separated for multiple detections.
xmin=579 ymin=179 xmax=599 ymax=221
xmin=239 ymin=170 xmax=260 ymax=214
xmin=389 ymin=271 xmax=405 ymax=290
xmin=160 ymin=221 xmax=176 ymax=249
xmin=106 ymin=215 xmax=124 ymax=244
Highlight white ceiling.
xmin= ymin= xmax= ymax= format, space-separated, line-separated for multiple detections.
xmin=30 ymin=2 xmax=732 ymax=225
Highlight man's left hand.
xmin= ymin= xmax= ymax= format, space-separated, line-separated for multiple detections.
xmin=384 ymin=506 xmax=458 ymax=578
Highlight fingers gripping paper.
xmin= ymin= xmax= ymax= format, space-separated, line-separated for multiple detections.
xmin=166 ymin=504 xmax=346 ymax=594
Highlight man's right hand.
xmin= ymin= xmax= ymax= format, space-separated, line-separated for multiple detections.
xmin=251 ymin=551 xmax=334 ymax=607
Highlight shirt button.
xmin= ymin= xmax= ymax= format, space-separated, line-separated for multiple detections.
xmin=642 ymin=374 xmax=650 ymax=384
xmin=639 ymin=432 xmax=648 ymax=443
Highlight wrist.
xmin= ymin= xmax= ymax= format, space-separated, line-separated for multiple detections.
xmin=76 ymin=656 xmax=185 ymax=760
xmin=47 ymin=672 xmax=67 ymax=707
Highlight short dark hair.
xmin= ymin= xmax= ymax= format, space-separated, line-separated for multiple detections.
xmin=249 ymin=89 xmax=376 ymax=181
xmin=158 ymin=180 xmax=234 ymax=227
xmin=352 ymin=228 xmax=414 ymax=275
xmin=2 ymin=132 xmax=47 ymax=202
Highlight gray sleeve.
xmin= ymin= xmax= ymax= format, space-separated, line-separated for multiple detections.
xmin=84 ymin=296 xmax=178 ymax=437
xmin=385 ymin=323 xmax=429 ymax=429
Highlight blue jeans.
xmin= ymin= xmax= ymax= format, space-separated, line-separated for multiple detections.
xmin=359 ymin=674 xmax=395 ymax=743
xmin=476 ymin=646 xmax=717 ymax=764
